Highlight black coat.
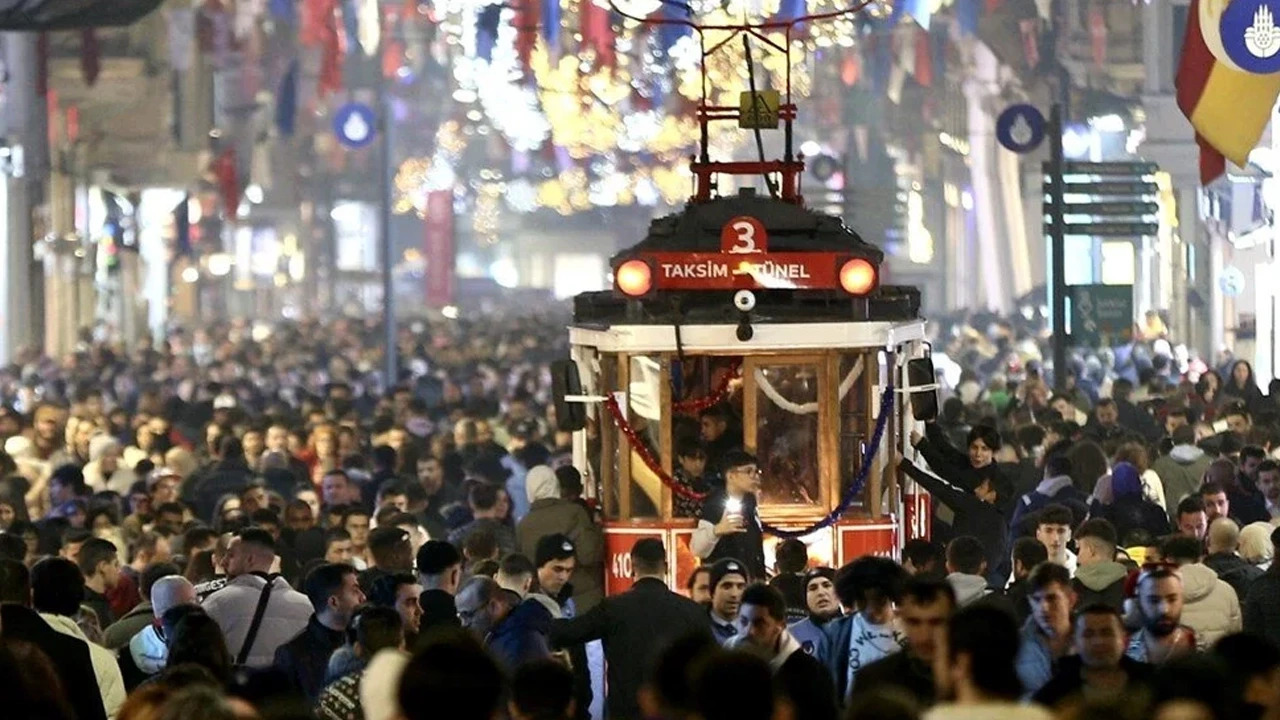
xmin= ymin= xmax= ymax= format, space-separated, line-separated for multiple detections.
xmin=850 ymin=650 xmax=936 ymax=708
xmin=1094 ymin=497 xmax=1170 ymax=546
xmin=777 ymin=649 xmax=839 ymax=720
xmin=1033 ymin=655 xmax=1153 ymax=708
xmin=0 ymin=604 xmax=107 ymax=720
xmin=899 ymin=460 xmax=1010 ymax=587
xmin=272 ymin=615 xmax=346 ymax=703
xmin=1245 ymin=569 xmax=1280 ymax=649
xmin=1206 ymin=553 xmax=1264 ymax=606
xmin=550 ymin=577 xmax=712 ymax=720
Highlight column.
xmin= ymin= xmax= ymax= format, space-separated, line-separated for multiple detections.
xmin=0 ymin=33 xmax=44 ymax=363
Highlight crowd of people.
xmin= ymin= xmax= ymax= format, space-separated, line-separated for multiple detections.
xmin=0 ymin=309 xmax=1279 ymax=720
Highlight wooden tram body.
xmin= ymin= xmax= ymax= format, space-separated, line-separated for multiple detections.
xmin=558 ymin=1 xmax=935 ymax=595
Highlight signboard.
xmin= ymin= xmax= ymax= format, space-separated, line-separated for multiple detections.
xmin=642 ymin=252 xmax=840 ymax=290
xmin=1049 ymin=201 xmax=1160 ymax=216
xmin=995 ymin=104 xmax=1046 ymax=154
xmin=1061 ymin=161 xmax=1158 ymax=175
xmin=604 ymin=528 xmax=665 ymax=596
xmin=1069 ymin=283 xmax=1134 ymax=347
xmin=739 ymin=90 xmax=780 ymax=129
xmin=424 ymin=190 xmax=455 ymax=307
xmin=720 ymin=216 xmax=768 ymax=254
xmin=1063 ymin=221 xmax=1159 ymax=236
xmin=1061 ymin=181 xmax=1158 ymax=196
xmin=333 ymin=102 xmax=377 ymax=149
xmin=1220 ymin=0 xmax=1280 ymax=74
xmin=837 ymin=524 xmax=897 ymax=565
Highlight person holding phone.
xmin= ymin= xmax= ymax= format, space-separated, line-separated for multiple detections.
xmin=691 ymin=450 xmax=766 ymax=580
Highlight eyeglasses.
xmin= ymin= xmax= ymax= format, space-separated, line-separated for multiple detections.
xmin=729 ymin=466 xmax=762 ymax=476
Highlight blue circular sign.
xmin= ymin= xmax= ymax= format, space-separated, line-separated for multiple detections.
xmin=333 ymin=102 xmax=377 ymax=149
xmin=996 ymin=104 xmax=1046 ymax=154
xmin=1221 ymin=0 xmax=1280 ymax=74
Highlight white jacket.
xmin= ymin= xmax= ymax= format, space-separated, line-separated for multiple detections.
xmin=1178 ymin=563 xmax=1242 ymax=650
xmin=40 ymin=612 xmax=126 ymax=719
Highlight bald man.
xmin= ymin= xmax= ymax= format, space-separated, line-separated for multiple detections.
xmin=1204 ymin=518 xmax=1263 ymax=601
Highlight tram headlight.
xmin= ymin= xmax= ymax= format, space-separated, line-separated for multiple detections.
xmin=615 ymin=259 xmax=653 ymax=298
xmin=838 ymin=258 xmax=878 ymax=296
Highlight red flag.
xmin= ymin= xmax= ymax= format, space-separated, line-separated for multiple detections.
xmin=319 ymin=0 xmax=343 ymax=97
xmin=1088 ymin=3 xmax=1107 ymax=67
xmin=580 ymin=0 xmax=615 ymax=67
xmin=514 ymin=0 xmax=540 ymax=72
xmin=80 ymin=30 xmax=100 ymax=86
xmin=914 ymin=28 xmax=933 ymax=88
xmin=1018 ymin=18 xmax=1039 ymax=69
xmin=214 ymin=149 xmax=241 ymax=216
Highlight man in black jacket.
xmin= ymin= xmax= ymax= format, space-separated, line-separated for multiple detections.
xmin=1033 ymin=603 xmax=1152 ymax=708
xmin=729 ymin=583 xmax=837 ymax=720
xmin=274 ymin=562 xmax=366 ymax=702
xmin=549 ymin=539 xmax=711 ymax=720
xmin=0 ymin=558 xmax=107 ymax=720
xmin=851 ymin=576 xmax=955 ymax=709
xmin=898 ymin=457 xmax=1011 ymax=586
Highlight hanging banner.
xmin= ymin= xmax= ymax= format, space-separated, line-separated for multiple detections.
xmin=424 ymin=190 xmax=455 ymax=307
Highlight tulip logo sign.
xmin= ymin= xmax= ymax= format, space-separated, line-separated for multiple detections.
xmin=1223 ymin=0 xmax=1280 ymax=73
xmin=995 ymin=104 xmax=1046 ymax=154
xmin=333 ymin=102 xmax=378 ymax=149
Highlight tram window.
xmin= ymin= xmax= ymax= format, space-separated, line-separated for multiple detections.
xmin=627 ymin=355 xmax=664 ymax=519
xmin=753 ymin=364 xmax=821 ymax=505
xmin=838 ymin=353 xmax=872 ymax=509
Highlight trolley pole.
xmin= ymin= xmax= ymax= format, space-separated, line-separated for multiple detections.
xmin=1048 ymin=102 xmax=1068 ymax=391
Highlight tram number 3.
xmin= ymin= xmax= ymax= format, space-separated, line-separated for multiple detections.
xmin=721 ymin=216 xmax=768 ymax=254
xmin=611 ymin=553 xmax=633 ymax=579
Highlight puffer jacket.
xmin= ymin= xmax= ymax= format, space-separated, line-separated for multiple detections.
xmin=516 ymin=465 xmax=605 ymax=611
xmin=1152 ymin=446 xmax=1211 ymax=517
xmin=41 ymin=612 xmax=126 ymax=719
xmin=129 ymin=623 xmax=169 ymax=675
xmin=1177 ymin=562 xmax=1241 ymax=650
xmin=202 ymin=573 xmax=313 ymax=668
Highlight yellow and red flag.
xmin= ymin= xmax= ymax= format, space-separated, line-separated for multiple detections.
xmin=1176 ymin=0 xmax=1280 ymax=185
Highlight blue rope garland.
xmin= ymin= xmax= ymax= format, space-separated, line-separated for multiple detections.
xmin=760 ymin=385 xmax=895 ymax=540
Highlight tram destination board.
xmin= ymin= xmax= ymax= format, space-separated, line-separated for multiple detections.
xmin=642 ymin=252 xmax=840 ymax=290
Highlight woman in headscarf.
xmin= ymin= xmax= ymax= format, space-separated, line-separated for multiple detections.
xmin=1092 ymin=462 xmax=1170 ymax=545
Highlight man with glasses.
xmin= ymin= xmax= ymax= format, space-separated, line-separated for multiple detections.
xmin=691 ymin=449 xmax=766 ymax=580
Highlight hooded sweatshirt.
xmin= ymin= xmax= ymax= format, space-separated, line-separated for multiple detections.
xmin=1010 ymin=475 xmax=1087 ymax=533
xmin=947 ymin=573 xmax=993 ymax=607
xmin=129 ymin=623 xmax=169 ymax=675
xmin=1071 ymin=561 xmax=1129 ymax=613
xmin=1178 ymin=562 xmax=1242 ymax=650
xmin=1152 ymin=445 xmax=1211 ymax=517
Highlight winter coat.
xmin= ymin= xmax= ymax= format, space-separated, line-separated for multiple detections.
xmin=40 ymin=612 xmax=126 ymax=720
xmin=900 ymin=460 xmax=1010 ymax=587
xmin=0 ymin=604 xmax=106 ymax=720
xmin=1071 ymin=561 xmax=1129 ymax=613
xmin=102 ymin=601 xmax=154 ymax=651
xmin=486 ymin=593 xmax=555 ymax=669
xmin=516 ymin=466 xmax=605 ymax=611
xmin=1203 ymin=552 xmax=1264 ymax=606
xmin=947 ymin=573 xmax=993 ymax=607
xmin=1177 ymin=562 xmax=1242 ymax=650
xmin=1244 ymin=570 xmax=1280 ymax=648
xmin=202 ymin=573 xmax=313 ymax=668
xmin=273 ymin=615 xmax=347 ymax=703
xmin=1152 ymin=446 xmax=1211 ymax=518
xmin=1092 ymin=497 xmax=1170 ymax=547
xmin=128 ymin=623 xmax=169 ymax=676
xmin=1010 ymin=476 xmax=1090 ymax=535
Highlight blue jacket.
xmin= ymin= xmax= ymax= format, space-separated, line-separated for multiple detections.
xmin=789 ymin=615 xmax=835 ymax=658
xmin=486 ymin=596 xmax=554 ymax=669
xmin=1015 ymin=618 xmax=1057 ymax=699
xmin=1009 ymin=475 xmax=1089 ymax=534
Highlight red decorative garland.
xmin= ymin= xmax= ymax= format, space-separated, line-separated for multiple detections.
xmin=672 ymin=360 xmax=742 ymax=414
xmin=603 ymin=394 xmax=709 ymax=502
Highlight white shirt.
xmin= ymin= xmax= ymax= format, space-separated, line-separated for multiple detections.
xmin=845 ymin=612 xmax=905 ymax=695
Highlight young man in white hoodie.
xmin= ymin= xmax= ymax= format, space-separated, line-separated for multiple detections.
xmin=30 ymin=556 xmax=126 ymax=719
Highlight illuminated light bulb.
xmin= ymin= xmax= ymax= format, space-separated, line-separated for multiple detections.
xmin=839 ymin=258 xmax=877 ymax=295
xmin=615 ymin=259 xmax=653 ymax=297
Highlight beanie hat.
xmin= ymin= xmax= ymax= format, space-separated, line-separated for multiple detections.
xmin=708 ymin=558 xmax=749 ymax=590
xmin=535 ymin=533 xmax=576 ymax=568
xmin=802 ymin=566 xmax=836 ymax=590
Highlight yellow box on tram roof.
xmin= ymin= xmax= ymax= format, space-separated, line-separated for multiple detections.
xmin=739 ymin=90 xmax=780 ymax=129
